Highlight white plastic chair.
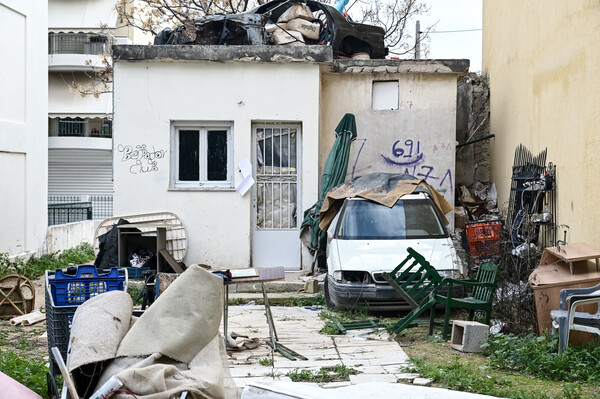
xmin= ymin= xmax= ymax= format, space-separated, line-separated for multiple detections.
xmin=550 ymin=283 xmax=600 ymax=353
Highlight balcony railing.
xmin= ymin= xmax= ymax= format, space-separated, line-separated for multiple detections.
xmin=48 ymin=202 xmax=93 ymax=226
xmin=48 ymin=195 xmax=113 ymax=225
xmin=49 ymin=33 xmax=111 ymax=55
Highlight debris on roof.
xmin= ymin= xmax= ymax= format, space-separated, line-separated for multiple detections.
xmin=154 ymin=0 xmax=388 ymax=59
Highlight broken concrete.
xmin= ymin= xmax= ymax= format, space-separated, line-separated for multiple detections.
xmin=112 ymin=45 xmax=333 ymax=63
xmin=332 ymin=59 xmax=470 ymax=75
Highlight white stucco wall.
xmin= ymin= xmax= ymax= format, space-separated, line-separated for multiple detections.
xmin=320 ymin=71 xmax=462 ymax=225
xmin=0 ymin=0 xmax=48 ymax=256
xmin=113 ymin=60 xmax=320 ymax=268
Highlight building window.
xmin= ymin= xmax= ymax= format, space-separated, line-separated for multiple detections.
xmin=372 ymin=80 xmax=399 ymax=110
xmin=171 ymin=122 xmax=233 ymax=189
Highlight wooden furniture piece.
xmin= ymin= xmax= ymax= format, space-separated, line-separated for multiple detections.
xmin=0 ymin=275 xmax=35 ymax=317
xmin=543 ymin=243 xmax=600 ymax=274
xmin=551 ymin=282 xmax=600 ymax=353
xmin=383 ymin=247 xmax=444 ymax=335
xmin=429 ymin=262 xmax=500 ymax=339
xmin=95 ymin=212 xmax=187 ymax=263
xmin=117 ymin=223 xmax=170 ymax=272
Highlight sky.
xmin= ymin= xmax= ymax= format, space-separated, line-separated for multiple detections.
xmin=418 ymin=0 xmax=483 ymax=72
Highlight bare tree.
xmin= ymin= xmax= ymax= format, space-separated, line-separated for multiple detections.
xmin=71 ymin=0 xmax=430 ymax=96
xmin=116 ymin=0 xmax=431 ymax=55
xmin=115 ymin=0 xmax=269 ymax=37
xmin=346 ymin=0 xmax=432 ymax=57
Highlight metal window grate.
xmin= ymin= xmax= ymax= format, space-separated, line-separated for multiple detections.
xmin=255 ymin=127 xmax=298 ymax=230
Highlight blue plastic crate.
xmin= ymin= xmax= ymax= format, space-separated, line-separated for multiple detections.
xmin=47 ymin=265 xmax=127 ymax=306
xmin=125 ymin=266 xmax=150 ymax=280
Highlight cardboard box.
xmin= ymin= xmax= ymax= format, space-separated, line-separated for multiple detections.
xmin=529 ymin=243 xmax=600 ymax=342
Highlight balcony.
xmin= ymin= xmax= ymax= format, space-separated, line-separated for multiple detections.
xmin=48 ymin=33 xmax=112 ymax=71
xmin=49 ymin=117 xmax=112 ymax=139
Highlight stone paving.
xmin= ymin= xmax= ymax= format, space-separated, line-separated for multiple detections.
xmin=222 ymin=305 xmax=504 ymax=398
xmin=223 ymin=305 xmax=412 ymax=389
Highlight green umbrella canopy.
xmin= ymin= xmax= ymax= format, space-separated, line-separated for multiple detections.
xmin=301 ymin=113 xmax=357 ymax=254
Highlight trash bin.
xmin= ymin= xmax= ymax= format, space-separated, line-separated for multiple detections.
xmin=529 ymin=244 xmax=600 ymax=343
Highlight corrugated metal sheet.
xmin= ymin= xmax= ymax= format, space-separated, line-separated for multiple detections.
xmin=49 ymin=148 xmax=113 ymax=195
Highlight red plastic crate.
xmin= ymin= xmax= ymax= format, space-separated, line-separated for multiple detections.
xmin=466 ymin=221 xmax=503 ymax=257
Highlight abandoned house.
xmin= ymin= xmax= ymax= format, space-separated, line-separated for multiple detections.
xmin=111 ymin=44 xmax=468 ymax=270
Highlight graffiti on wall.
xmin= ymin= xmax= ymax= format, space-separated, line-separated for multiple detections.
xmin=117 ymin=144 xmax=166 ymax=174
xmin=349 ymin=138 xmax=453 ymax=194
xmin=380 ymin=139 xmax=453 ymax=193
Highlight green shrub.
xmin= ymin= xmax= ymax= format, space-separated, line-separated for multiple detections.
xmin=483 ymin=333 xmax=600 ymax=382
xmin=0 ymin=350 xmax=48 ymax=397
xmin=0 ymin=243 xmax=95 ymax=280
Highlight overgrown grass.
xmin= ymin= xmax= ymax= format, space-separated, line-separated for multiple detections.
xmin=403 ymin=326 xmax=600 ymax=399
xmin=483 ymin=333 xmax=600 ymax=382
xmin=258 ymin=357 xmax=274 ymax=366
xmin=0 ymin=243 xmax=95 ymax=280
xmin=286 ymin=364 xmax=360 ymax=383
xmin=0 ymin=350 xmax=48 ymax=397
xmin=409 ymin=356 xmax=584 ymax=399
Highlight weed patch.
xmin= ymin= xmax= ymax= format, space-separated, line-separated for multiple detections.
xmin=0 ymin=349 xmax=48 ymax=397
xmin=258 ymin=357 xmax=274 ymax=367
xmin=483 ymin=333 xmax=600 ymax=382
xmin=0 ymin=243 xmax=95 ymax=280
xmin=285 ymin=364 xmax=359 ymax=383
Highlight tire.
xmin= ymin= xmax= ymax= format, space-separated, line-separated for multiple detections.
xmin=324 ymin=277 xmax=337 ymax=311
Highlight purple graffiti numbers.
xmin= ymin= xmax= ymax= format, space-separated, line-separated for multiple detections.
xmin=382 ymin=139 xmax=424 ymax=166
xmin=440 ymin=168 xmax=453 ymax=190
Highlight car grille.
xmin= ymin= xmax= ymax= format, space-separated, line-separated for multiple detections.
xmin=372 ymin=271 xmax=423 ymax=284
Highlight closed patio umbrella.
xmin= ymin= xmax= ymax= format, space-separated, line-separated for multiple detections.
xmin=301 ymin=113 xmax=357 ymax=258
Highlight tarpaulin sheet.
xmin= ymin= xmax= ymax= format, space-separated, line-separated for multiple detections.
xmin=318 ymin=172 xmax=452 ymax=232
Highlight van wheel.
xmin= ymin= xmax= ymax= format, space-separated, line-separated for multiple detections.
xmin=324 ymin=277 xmax=337 ymax=311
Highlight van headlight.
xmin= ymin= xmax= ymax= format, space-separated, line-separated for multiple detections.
xmin=332 ymin=271 xmax=342 ymax=282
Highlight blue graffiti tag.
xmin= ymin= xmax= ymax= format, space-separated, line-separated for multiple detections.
xmin=381 ymin=139 xmax=424 ymax=166
xmin=402 ymin=165 xmax=454 ymax=192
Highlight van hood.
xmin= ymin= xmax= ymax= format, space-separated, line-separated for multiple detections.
xmin=331 ymin=238 xmax=457 ymax=272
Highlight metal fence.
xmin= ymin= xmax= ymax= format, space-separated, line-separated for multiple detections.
xmin=48 ymin=202 xmax=92 ymax=226
xmin=48 ymin=195 xmax=114 ymax=225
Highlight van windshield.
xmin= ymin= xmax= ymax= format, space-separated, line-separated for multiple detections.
xmin=336 ymin=198 xmax=447 ymax=240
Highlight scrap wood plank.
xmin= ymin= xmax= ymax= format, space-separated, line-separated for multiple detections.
xmin=159 ymin=249 xmax=184 ymax=273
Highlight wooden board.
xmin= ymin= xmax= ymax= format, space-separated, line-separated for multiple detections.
xmin=544 ymin=243 xmax=600 ymax=263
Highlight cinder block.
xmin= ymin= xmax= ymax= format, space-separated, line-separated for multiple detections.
xmin=450 ymin=320 xmax=489 ymax=353
xmin=304 ymin=278 xmax=319 ymax=293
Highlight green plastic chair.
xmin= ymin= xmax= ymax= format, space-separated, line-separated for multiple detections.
xmin=383 ymin=247 xmax=444 ymax=335
xmin=429 ymin=262 xmax=500 ymax=339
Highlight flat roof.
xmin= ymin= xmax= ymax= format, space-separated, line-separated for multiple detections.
xmin=112 ymin=45 xmax=469 ymax=75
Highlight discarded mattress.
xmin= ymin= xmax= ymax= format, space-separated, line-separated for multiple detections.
xmin=67 ymin=265 xmax=235 ymax=399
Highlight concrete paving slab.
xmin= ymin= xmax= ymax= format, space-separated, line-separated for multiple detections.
xmin=349 ymin=373 xmax=399 ymax=384
xmin=223 ymin=305 xmax=503 ymax=398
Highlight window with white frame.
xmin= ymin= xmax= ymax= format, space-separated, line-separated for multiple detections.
xmin=171 ymin=122 xmax=233 ymax=189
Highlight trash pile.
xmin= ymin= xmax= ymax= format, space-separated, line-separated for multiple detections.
xmin=46 ymin=265 xmax=236 ymax=399
xmin=154 ymin=0 xmax=388 ymax=59
xmin=266 ymin=3 xmax=324 ymax=46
